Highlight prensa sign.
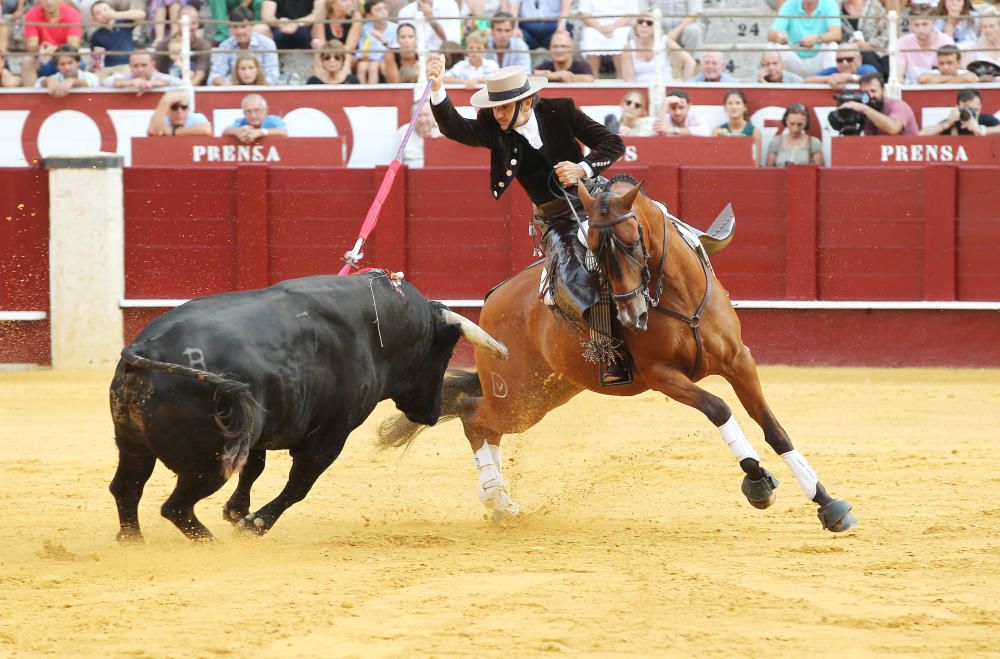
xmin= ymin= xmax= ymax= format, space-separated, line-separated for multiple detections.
xmin=131 ymin=137 xmax=345 ymax=167
xmin=832 ymin=136 xmax=999 ymax=166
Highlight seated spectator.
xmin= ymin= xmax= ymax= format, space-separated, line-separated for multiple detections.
xmin=209 ymin=0 xmax=265 ymax=44
xmin=485 ymin=12 xmax=529 ymax=71
xmin=687 ymin=50 xmax=736 ymax=82
xmin=0 ymin=51 xmax=22 ymax=87
xmin=579 ymin=0 xmax=638 ymax=79
xmin=22 ymin=0 xmax=83 ymax=84
xmin=652 ymin=89 xmax=710 ymax=136
xmin=211 ymin=7 xmax=280 ymax=85
xmin=146 ymin=90 xmax=212 ymax=135
xmin=896 ymin=5 xmax=953 ymax=83
xmin=311 ymin=0 xmax=361 ymax=68
xmin=621 ymin=11 xmax=696 ymax=83
xmin=36 ymin=45 xmax=99 ymax=95
xmin=917 ymin=44 xmax=977 ymax=83
xmin=262 ymin=0 xmax=315 ymax=49
xmin=804 ymin=43 xmax=877 ymax=87
xmin=841 ymin=0 xmax=889 ymax=75
xmin=962 ymin=8 xmax=1000 ymax=77
xmin=104 ymin=50 xmax=182 ymax=94
xmin=442 ymin=29 xmax=497 ymax=86
xmin=757 ymin=49 xmax=804 ymax=83
xmin=919 ymin=88 xmax=1000 ymax=135
xmin=230 ymin=51 xmax=268 ymax=83
xmin=383 ymin=21 xmax=418 ymax=82
xmin=306 ymin=37 xmax=359 ymax=82
xmin=356 ymin=0 xmax=397 ymax=84
xmin=837 ymin=72 xmax=917 ymax=135
xmin=713 ymin=89 xmax=761 ymax=159
xmin=89 ymin=1 xmax=145 ymax=70
xmin=935 ymin=0 xmax=977 ymax=46
xmin=605 ymin=90 xmax=655 ymax=136
xmin=223 ymin=93 xmax=289 ymax=143
xmin=149 ymin=0 xmax=196 ymax=44
xmin=767 ymin=0 xmax=841 ymax=77
xmin=505 ymin=0 xmax=569 ymax=51
xmin=393 ymin=101 xmax=441 ymax=167
xmin=397 ymin=0 xmax=461 ymax=52
xmin=153 ymin=5 xmax=211 ymax=85
xmin=766 ymin=103 xmax=823 ymax=166
xmin=534 ymin=30 xmax=594 ymax=82
xmin=648 ymin=0 xmax=703 ymax=56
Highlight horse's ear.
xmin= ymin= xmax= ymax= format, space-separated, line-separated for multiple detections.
xmin=577 ymin=180 xmax=593 ymax=207
xmin=622 ymin=180 xmax=644 ymax=209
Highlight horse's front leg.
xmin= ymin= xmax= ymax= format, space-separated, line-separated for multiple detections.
xmin=645 ymin=363 xmax=782 ymax=505
xmin=721 ymin=348 xmax=858 ymax=533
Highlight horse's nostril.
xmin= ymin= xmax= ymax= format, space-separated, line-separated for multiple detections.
xmin=637 ymin=312 xmax=648 ymax=331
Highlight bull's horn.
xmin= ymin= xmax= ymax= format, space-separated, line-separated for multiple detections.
xmin=440 ymin=309 xmax=509 ymax=360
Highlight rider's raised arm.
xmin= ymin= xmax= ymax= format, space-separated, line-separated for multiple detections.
xmin=430 ymin=95 xmax=496 ymax=149
xmin=564 ymin=98 xmax=625 ymax=176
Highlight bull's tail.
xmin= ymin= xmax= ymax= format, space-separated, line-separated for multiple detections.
xmin=376 ymin=368 xmax=482 ymax=450
xmin=120 ymin=347 xmax=261 ymax=478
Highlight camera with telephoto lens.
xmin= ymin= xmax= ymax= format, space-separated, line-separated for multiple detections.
xmin=828 ymin=91 xmax=871 ymax=136
xmin=959 ymin=107 xmax=978 ymax=123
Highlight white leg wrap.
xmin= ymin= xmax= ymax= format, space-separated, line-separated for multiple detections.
xmin=473 ymin=443 xmax=501 ymax=491
xmin=781 ymin=449 xmax=819 ymax=500
xmin=488 ymin=444 xmax=503 ymax=477
xmin=719 ymin=416 xmax=759 ymax=463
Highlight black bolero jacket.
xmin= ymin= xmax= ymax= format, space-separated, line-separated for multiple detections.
xmin=431 ymin=95 xmax=624 ymax=204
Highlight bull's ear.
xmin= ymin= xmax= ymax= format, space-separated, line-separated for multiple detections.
xmin=622 ymin=180 xmax=644 ymax=209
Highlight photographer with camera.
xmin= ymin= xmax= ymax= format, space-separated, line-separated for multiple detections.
xmin=919 ymin=89 xmax=1000 ymax=136
xmin=829 ymin=72 xmax=917 ymax=136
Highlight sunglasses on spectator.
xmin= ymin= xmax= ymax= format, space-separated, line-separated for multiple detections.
xmin=636 ymin=19 xmax=654 ymax=26
xmin=836 ymin=56 xmax=856 ymax=63
xmin=169 ymin=102 xmax=189 ymax=111
xmin=623 ymin=99 xmax=644 ymax=108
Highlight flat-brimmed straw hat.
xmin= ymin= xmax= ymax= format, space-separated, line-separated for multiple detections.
xmin=470 ymin=66 xmax=547 ymax=108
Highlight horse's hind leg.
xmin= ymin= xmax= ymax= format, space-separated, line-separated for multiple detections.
xmin=721 ymin=348 xmax=857 ymax=533
xmin=109 ymin=443 xmax=157 ymax=543
xmin=223 ymin=449 xmax=265 ymax=523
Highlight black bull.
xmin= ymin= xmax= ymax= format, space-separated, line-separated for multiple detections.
xmin=109 ymin=273 xmax=507 ymax=542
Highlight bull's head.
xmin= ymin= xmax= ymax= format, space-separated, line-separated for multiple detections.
xmin=393 ymin=306 xmax=508 ymax=426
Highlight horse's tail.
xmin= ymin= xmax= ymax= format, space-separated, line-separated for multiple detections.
xmin=120 ymin=347 xmax=262 ymax=478
xmin=376 ymin=368 xmax=482 ymax=450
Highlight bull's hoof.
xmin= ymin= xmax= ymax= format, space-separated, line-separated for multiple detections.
xmin=223 ymin=502 xmax=248 ymax=524
xmin=741 ymin=468 xmax=779 ymax=510
xmin=116 ymin=528 xmax=144 ymax=544
xmin=818 ymin=499 xmax=858 ymax=533
xmin=237 ymin=513 xmax=269 ymax=536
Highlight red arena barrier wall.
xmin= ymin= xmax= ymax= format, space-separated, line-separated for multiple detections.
xmin=0 ymin=168 xmax=50 ymax=364
xmin=4 ymin=163 xmax=1000 ymax=366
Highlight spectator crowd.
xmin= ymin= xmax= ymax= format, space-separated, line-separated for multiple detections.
xmin=2 ymin=0 xmax=999 ymax=162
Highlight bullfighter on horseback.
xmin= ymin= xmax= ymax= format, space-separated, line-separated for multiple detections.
xmin=425 ymin=56 xmax=630 ymax=384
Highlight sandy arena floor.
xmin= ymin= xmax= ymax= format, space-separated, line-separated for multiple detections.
xmin=0 ymin=366 xmax=998 ymax=657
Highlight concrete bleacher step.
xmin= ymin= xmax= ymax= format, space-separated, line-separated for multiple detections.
xmin=702 ymin=0 xmax=776 ymax=81
xmin=279 ymin=52 xmax=316 ymax=85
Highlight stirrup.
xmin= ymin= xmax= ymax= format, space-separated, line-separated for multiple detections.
xmin=600 ymin=352 xmax=633 ymax=387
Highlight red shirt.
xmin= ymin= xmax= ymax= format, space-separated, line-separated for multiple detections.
xmin=23 ymin=3 xmax=83 ymax=46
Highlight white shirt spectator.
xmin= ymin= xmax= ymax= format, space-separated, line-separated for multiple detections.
xmin=35 ymin=69 xmax=100 ymax=88
xmin=398 ymin=0 xmax=462 ymax=51
xmin=446 ymin=57 xmax=499 ymax=80
xmin=579 ymin=0 xmax=640 ymax=56
xmin=103 ymin=69 xmax=181 ymax=88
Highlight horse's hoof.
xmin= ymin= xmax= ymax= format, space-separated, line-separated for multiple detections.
xmin=818 ymin=499 xmax=858 ymax=533
xmin=741 ymin=468 xmax=779 ymax=510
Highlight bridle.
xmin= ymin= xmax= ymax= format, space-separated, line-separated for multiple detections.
xmin=588 ymin=191 xmax=667 ymax=307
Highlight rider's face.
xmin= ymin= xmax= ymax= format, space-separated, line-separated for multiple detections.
xmin=492 ymin=98 xmax=532 ymax=129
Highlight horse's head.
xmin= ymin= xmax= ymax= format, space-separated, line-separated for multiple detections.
xmin=579 ymin=180 xmax=650 ymax=332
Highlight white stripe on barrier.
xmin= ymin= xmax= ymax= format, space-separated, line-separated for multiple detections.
xmin=118 ymin=298 xmax=1000 ymax=311
xmin=0 ymin=311 xmax=47 ymax=320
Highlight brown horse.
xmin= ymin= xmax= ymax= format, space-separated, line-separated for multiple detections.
xmin=379 ymin=180 xmax=857 ymax=533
